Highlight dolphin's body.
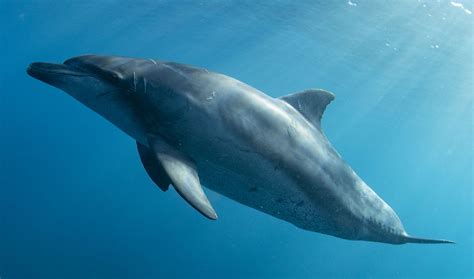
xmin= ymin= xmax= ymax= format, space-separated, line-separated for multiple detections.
xmin=27 ymin=55 xmax=452 ymax=244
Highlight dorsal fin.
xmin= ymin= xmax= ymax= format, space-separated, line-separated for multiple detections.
xmin=279 ymin=89 xmax=335 ymax=128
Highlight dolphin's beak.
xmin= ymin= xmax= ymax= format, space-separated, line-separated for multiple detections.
xmin=27 ymin=62 xmax=89 ymax=85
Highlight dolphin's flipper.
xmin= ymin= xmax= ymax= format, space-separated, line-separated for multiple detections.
xmin=279 ymin=89 xmax=335 ymax=128
xmin=146 ymin=134 xmax=218 ymax=220
xmin=136 ymin=141 xmax=171 ymax=191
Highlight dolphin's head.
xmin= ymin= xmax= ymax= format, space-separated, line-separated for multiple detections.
xmin=27 ymin=55 xmax=205 ymax=143
xmin=26 ymin=55 xmax=150 ymax=144
xmin=27 ymin=59 xmax=118 ymax=109
xmin=26 ymin=55 xmax=139 ymax=104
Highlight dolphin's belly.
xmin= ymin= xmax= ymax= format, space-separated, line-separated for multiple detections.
xmin=190 ymin=138 xmax=330 ymax=233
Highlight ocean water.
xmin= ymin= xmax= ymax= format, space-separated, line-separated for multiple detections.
xmin=1 ymin=0 xmax=472 ymax=278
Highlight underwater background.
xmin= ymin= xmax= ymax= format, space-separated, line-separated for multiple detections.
xmin=1 ymin=0 xmax=472 ymax=278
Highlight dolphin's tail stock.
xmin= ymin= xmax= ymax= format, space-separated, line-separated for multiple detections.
xmin=403 ymin=235 xmax=455 ymax=244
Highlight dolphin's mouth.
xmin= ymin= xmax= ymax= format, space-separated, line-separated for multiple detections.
xmin=27 ymin=62 xmax=89 ymax=80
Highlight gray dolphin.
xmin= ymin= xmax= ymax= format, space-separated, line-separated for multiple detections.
xmin=27 ymin=55 xmax=453 ymax=244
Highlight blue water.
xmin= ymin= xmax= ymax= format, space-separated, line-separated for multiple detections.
xmin=1 ymin=1 xmax=472 ymax=278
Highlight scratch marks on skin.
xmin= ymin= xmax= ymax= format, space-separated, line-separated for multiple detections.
xmin=133 ymin=71 xmax=137 ymax=92
xmin=161 ymin=63 xmax=188 ymax=80
xmin=149 ymin=59 xmax=157 ymax=65
xmin=286 ymin=120 xmax=297 ymax=140
xmin=297 ymin=99 xmax=303 ymax=111
xmin=206 ymin=91 xmax=216 ymax=101
xmin=143 ymin=77 xmax=147 ymax=94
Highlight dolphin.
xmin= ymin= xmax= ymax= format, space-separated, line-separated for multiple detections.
xmin=27 ymin=55 xmax=453 ymax=244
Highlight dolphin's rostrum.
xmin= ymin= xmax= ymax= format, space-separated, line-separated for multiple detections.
xmin=27 ymin=55 xmax=453 ymax=244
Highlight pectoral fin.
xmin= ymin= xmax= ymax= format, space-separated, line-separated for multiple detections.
xmin=136 ymin=141 xmax=171 ymax=192
xmin=146 ymin=134 xmax=217 ymax=220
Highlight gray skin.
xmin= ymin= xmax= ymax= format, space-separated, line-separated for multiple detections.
xmin=27 ymin=55 xmax=453 ymax=244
